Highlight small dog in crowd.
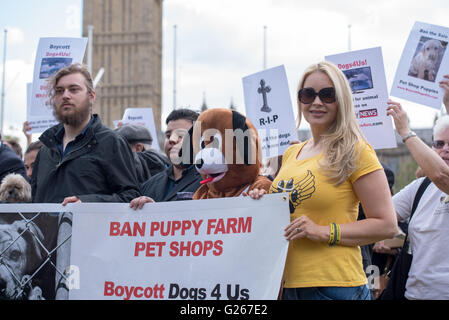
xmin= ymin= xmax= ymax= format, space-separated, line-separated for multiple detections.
xmin=0 ymin=173 xmax=31 ymax=203
xmin=0 ymin=220 xmax=46 ymax=299
xmin=409 ymin=39 xmax=444 ymax=82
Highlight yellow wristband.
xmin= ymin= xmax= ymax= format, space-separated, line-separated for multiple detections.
xmin=335 ymin=223 xmax=341 ymax=245
xmin=328 ymin=223 xmax=335 ymax=246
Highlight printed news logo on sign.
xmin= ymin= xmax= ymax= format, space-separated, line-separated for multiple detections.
xmin=326 ymin=47 xmax=397 ymax=150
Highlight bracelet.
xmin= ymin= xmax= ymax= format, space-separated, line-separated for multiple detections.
xmin=329 ymin=223 xmax=341 ymax=247
xmin=328 ymin=223 xmax=335 ymax=246
xmin=402 ymin=131 xmax=417 ymax=143
xmin=335 ymin=223 xmax=341 ymax=245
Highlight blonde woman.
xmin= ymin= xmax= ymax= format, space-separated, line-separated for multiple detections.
xmin=248 ymin=61 xmax=397 ymax=300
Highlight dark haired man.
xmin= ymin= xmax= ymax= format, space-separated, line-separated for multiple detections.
xmin=31 ymin=63 xmax=140 ymax=204
xmin=130 ymin=108 xmax=201 ymax=208
xmin=24 ymin=141 xmax=43 ymax=181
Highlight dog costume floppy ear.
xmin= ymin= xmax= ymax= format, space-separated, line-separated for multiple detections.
xmin=232 ymin=110 xmax=252 ymax=165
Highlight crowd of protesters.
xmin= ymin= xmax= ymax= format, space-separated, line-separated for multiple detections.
xmin=1 ymin=63 xmax=449 ymax=300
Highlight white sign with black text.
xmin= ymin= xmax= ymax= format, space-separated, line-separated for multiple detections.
xmin=242 ymin=65 xmax=297 ymax=158
xmin=115 ymin=108 xmax=160 ymax=151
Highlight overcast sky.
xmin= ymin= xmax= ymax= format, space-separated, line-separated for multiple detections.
xmin=1 ymin=0 xmax=449 ymax=148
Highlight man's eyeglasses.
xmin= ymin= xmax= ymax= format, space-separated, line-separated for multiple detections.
xmin=432 ymin=140 xmax=449 ymax=149
xmin=298 ymin=87 xmax=336 ymax=104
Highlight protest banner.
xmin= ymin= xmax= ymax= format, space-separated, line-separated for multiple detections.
xmin=0 ymin=194 xmax=289 ymax=300
xmin=326 ymin=47 xmax=397 ymax=149
xmin=115 ymin=108 xmax=161 ymax=151
xmin=27 ymin=37 xmax=88 ymax=133
xmin=242 ymin=65 xmax=297 ymax=159
xmin=390 ymin=21 xmax=449 ymax=110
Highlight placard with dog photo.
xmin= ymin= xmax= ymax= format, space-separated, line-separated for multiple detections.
xmin=391 ymin=21 xmax=449 ymax=110
xmin=326 ymin=47 xmax=397 ymax=150
xmin=0 ymin=205 xmax=72 ymax=300
xmin=27 ymin=37 xmax=88 ymax=133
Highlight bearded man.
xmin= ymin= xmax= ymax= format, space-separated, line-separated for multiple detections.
xmin=31 ymin=63 xmax=140 ymax=204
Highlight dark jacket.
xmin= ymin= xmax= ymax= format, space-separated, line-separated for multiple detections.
xmin=134 ymin=150 xmax=170 ymax=184
xmin=140 ymin=165 xmax=201 ymax=202
xmin=0 ymin=142 xmax=27 ymax=182
xmin=31 ymin=114 xmax=141 ymax=203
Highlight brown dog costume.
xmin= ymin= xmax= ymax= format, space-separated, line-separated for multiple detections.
xmin=180 ymin=108 xmax=271 ymax=199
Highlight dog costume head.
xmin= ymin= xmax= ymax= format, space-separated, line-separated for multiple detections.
xmin=180 ymin=108 xmax=270 ymax=198
xmin=0 ymin=220 xmax=45 ymax=299
xmin=0 ymin=174 xmax=31 ymax=203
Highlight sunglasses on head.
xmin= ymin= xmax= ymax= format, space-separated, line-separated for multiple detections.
xmin=298 ymin=87 xmax=336 ymax=104
xmin=433 ymin=140 xmax=449 ymax=149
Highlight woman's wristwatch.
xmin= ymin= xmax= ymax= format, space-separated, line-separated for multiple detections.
xmin=402 ymin=131 xmax=417 ymax=143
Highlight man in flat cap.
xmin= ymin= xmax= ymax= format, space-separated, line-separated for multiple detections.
xmin=115 ymin=124 xmax=170 ymax=184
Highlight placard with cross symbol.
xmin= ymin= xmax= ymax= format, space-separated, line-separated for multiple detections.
xmin=257 ymin=79 xmax=272 ymax=113
xmin=243 ymin=65 xmax=297 ymax=158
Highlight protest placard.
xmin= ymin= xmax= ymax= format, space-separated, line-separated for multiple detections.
xmin=242 ymin=65 xmax=297 ymax=159
xmin=326 ymin=47 xmax=397 ymax=149
xmin=0 ymin=194 xmax=289 ymax=300
xmin=27 ymin=37 xmax=88 ymax=133
xmin=390 ymin=21 xmax=449 ymax=110
xmin=68 ymin=194 xmax=289 ymax=300
xmin=115 ymin=108 xmax=160 ymax=151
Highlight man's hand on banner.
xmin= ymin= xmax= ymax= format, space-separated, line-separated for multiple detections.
xmin=129 ymin=196 xmax=155 ymax=210
xmin=62 ymin=196 xmax=82 ymax=206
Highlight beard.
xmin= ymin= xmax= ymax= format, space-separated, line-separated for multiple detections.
xmin=53 ymin=97 xmax=92 ymax=127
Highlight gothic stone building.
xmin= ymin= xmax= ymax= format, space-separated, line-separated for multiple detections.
xmin=82 ymin=0 xmax=162 ymax=131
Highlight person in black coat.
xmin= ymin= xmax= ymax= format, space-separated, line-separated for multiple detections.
xmin=130 ymin=108 xmax=202 ymax=208
xmin=31 ymin=64 xmax=140 ymax=204
xmin=0 ymin=135 xmax=27 ymax=183
xmin=115 ymin=124 xmax=170 ymax=184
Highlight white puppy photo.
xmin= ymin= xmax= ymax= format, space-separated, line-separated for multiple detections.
xmin=409 ymin=37 xmax=446 ymax=82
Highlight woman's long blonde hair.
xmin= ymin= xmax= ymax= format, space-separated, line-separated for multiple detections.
xmin=297 ymin=61 xmax=365 ymax=185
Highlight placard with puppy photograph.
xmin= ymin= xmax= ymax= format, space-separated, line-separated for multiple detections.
xmin=391 ymin=21 xmax=449 ymax=110
xmin=325 ymin=47 xmax=397 ymax=150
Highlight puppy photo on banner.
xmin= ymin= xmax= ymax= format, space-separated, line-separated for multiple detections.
xmin=0 ymin=210 xmax=70 ymax=300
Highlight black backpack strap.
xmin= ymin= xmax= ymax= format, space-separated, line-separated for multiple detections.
xmin=410 ymin=177 xmax=432 ymax=220
xmin=403 ymin=177 xmax=432 ymax=247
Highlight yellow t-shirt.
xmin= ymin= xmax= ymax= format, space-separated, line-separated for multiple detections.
xmin=270 ymin=140 xmax=382 ymax=288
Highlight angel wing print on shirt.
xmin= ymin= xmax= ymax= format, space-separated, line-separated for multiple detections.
xmin=270 ymin=170 xmax=316 ymax=213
